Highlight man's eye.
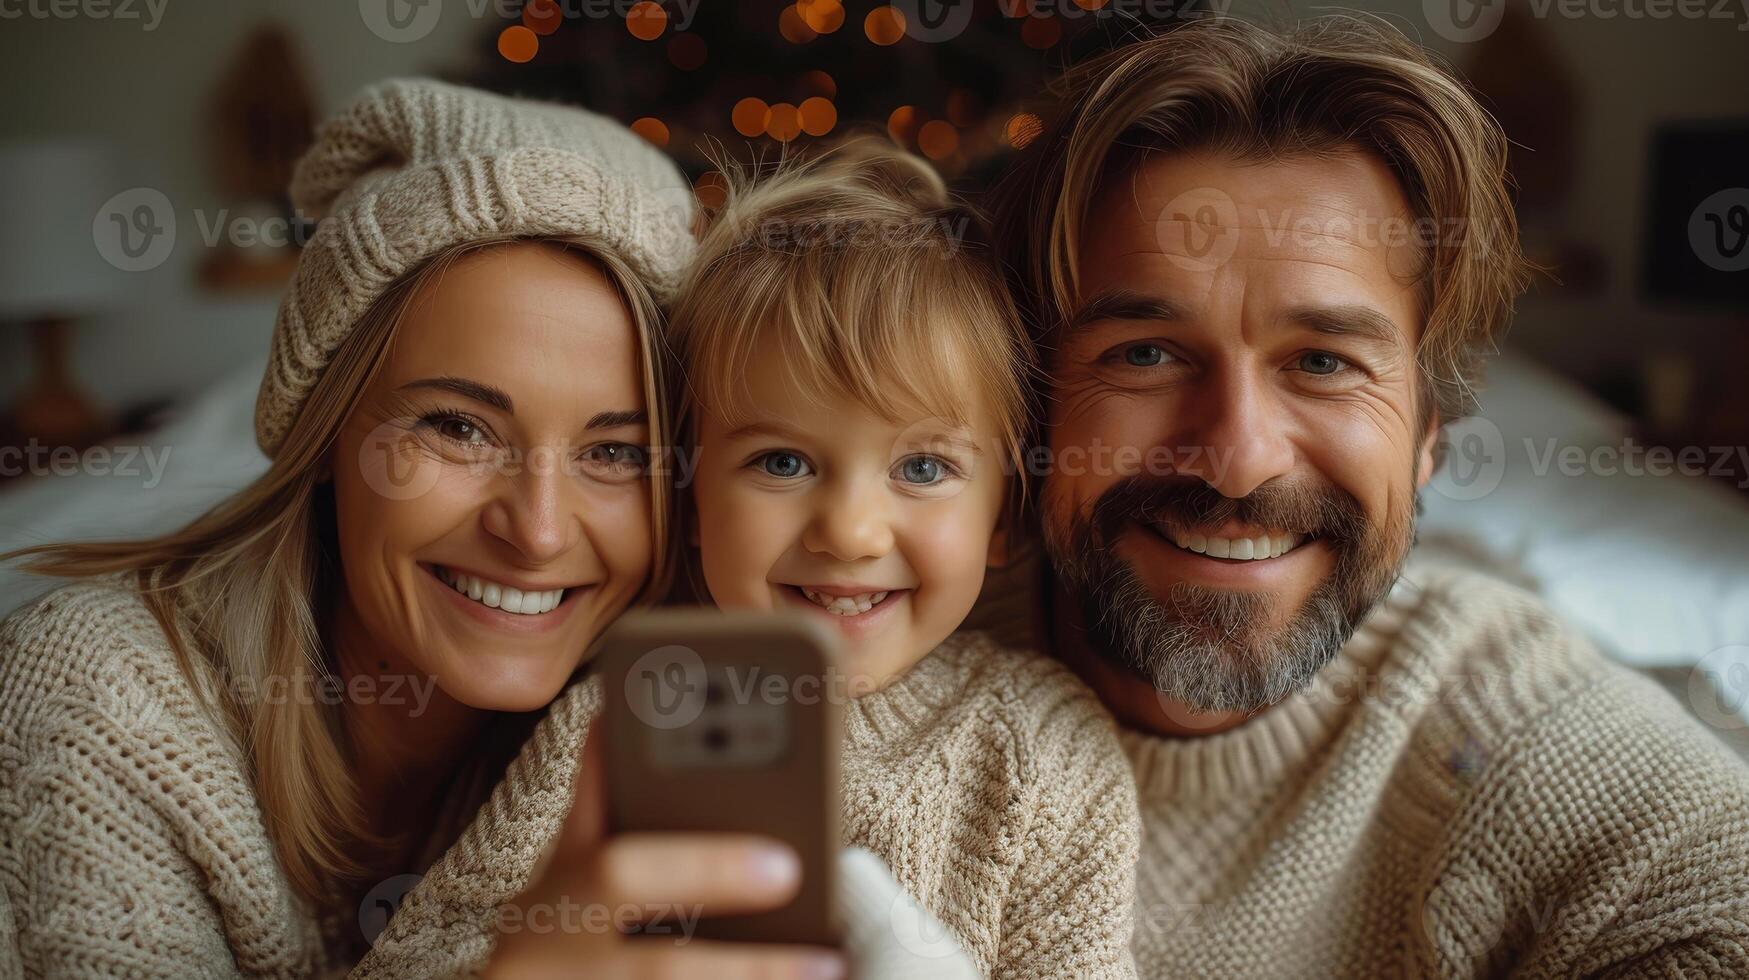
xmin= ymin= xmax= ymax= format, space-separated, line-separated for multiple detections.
xmin=1298 ymin=351 xmax=1347 ymax=376
xmin=894 ymin=455 xmax=948 ymax=486
xmin=758 ymin=452 xmax=811 ymax=478
xmin=1125 ymin=344 xmax=1167 ymax=367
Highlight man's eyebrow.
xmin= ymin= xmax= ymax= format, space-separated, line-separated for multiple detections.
xmin=1284 ymin=305 xmax=1405 ymax=348
xmin=586 ymin=409 xmax=646 ymax=430
xmin=399 ymin=376 xmax=513 ymax=413
xmin=1067 ymin=289 xmax=1185 ymax=329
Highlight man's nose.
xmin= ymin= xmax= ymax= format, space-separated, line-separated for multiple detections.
xmin=1170 ymin=370 xmax=1295 ymax=498
xmin=482 ymin=461 xmax=579 ymax=564
xmin=801 ymin=477 xmax=894 ymax=562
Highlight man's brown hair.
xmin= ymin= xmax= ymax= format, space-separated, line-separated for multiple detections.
xmin=991 ymin=15 xmax=1532 ymax=426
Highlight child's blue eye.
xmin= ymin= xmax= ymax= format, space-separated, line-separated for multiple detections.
xmin=895 ymin=455 xmax=948 ymax=486
xmin=758 ymin=452 xmax=810 ymax=478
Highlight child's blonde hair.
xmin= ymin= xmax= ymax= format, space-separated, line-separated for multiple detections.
xmin=668 ymin=136 xmax=1035 ymax=471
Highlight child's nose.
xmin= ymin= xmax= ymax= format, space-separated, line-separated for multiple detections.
xmin=801 ymin=480 xmax=894 ymax=562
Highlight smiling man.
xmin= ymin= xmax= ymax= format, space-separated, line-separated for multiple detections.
xmin=989 ymin=16 xmax=1749 ymax=977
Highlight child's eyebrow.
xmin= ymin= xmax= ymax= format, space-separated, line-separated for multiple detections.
xmin=721 ymin=419 xmax=811 ymax=442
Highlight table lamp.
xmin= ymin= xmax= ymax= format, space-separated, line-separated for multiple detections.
xmin=0 ymin=142 xmax=130 ymax=450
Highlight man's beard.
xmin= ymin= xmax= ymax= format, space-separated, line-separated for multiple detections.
xmin=1045 ymin=474 xmax=1414 ymax=714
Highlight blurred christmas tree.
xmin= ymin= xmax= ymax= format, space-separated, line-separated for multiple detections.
xmin=455 ymin=0 xmax=1201 ymax=198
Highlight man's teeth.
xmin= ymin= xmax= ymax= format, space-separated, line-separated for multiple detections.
xmin=1168 ymin=530 xmax=1305 ymax=560
xmin=438 ymin=567 xmax=565 ymax=615
xmin=800 ymin=588 xmax=890 ymax=616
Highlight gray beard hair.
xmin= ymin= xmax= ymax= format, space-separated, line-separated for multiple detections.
xmin=1077 ymin=558 xmax=1356 ymax=713
xmin=1047 ymin=492 xmax=1413 ymax=715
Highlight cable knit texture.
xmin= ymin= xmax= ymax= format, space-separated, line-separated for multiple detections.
xmin=350 ymin=630 xmax=1139 ymax=980
xmin=255 ymin=77 xmax=696 ymax=458
xmin=0 ymin=581 xmax=328 ymax=978
xmin=1117 ymin=563 xmax=1749 ymax=978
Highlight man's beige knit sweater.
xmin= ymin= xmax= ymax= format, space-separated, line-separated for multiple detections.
xmin=0 ymin=581 xmax=1137 ymax=978
xmin=1111 ymin=564 xmax=1749 ymax=977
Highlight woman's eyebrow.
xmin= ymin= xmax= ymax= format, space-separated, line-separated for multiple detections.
xmin=399 ymin=376 xmax=513 ymax=413
xmin=586 ymin=409 xmax=646 ymax=430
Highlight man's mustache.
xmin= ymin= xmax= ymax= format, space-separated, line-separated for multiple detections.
xmin=1090 ymin=475 xmax=1370 ymax=546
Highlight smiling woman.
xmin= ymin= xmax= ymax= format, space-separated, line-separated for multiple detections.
xmin=0 ymin=79 xmax=696 ymax=974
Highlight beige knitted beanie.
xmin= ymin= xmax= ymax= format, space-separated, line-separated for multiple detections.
xmin=254 ymin=77 xmax=696 ymax=458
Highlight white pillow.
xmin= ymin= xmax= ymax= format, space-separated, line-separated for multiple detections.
xmin=1420 ymin=355 xmax=1749 ymax=671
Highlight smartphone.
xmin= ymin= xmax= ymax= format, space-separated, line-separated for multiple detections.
xmin=596 ymin=608 xmax=843 ymax=947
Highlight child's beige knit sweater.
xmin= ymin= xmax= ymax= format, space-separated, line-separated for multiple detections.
xmin=1114 ymin=564 xmax=1749 ymax=978
xmin=0 ymin=582 xmax=1137 ymax=978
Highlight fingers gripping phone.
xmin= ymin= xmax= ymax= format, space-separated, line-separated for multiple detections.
xmin=597 ymin=609 xmax=843 ymax=947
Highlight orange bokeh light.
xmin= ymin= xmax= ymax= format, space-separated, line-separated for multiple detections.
xmin=732 ymin=97 xmax=771 ymax=138
xmin=1005 ymin=112 xmax=1043 ymax=149
xmin=498 ymin=25 xmax=539 ymax=63
xmin=887 ymin=105 xmax=917 ymax=144
xmin=864 ymin=6 xmax=905 ymax=45
xmin=523 ymin=0 xmax=561 ymax=35
xmin=779 ymin=5 xmax=818 ymax=43
xmin=802 ymin=70 xmax=836 ymax=98
xmin=917 ymin=120 xmax=958 ymax=160
xmin=767 ymin=102 xmax=803 ymax=142
xmin=695 ymin=171 xmax=729 ymax=210
xmin=1021 ymin=15 xmax=1060 ymax=48
xmin=800 ymin=0 xmax=845 ymax=33
xmin=1073 ymin=0 xmax=1110 ymax=8
xmin=630 ymin=117 xmax=670 ymax=147
xmin=626 ymin=1 xmax=666 ymax=40
xmin=799 ymin=97 xmax=837 ymax=136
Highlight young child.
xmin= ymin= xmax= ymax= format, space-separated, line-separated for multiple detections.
xmin=667 ymin=138 xmax=1140 ymax=979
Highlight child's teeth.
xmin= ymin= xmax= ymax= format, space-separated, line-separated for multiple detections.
xmin=439 ymin=567 xmax=564 ymax=616
xmin=801 ymin=588 xmax=889 ymax=616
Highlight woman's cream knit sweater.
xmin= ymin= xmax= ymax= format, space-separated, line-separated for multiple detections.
xmin=0 ymin=581 xmax=1138 ymax=978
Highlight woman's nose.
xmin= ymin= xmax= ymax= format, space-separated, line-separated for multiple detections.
xmin=481 ymin=463 xmax=579 ymax=563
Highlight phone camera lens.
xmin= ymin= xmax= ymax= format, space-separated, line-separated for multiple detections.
xmin=703 ymin=726 xmax=730 ymax=751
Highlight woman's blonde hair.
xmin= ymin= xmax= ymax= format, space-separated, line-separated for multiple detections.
xmin=668 ymin=135 xmax=1034 ymax=478
xmin=4 ymin=235 xmax=674 ymax=904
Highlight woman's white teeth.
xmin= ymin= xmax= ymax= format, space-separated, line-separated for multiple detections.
xmin=1169 ymin=530 xmax=1304 ymax=560
xmin=439 ymin=567 xmax=564 ymax=615
xmin=801 ymin=588 xmax=889 ymax=616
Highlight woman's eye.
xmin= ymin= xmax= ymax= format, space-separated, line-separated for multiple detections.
xmin=586 ymin=443 xmax=647 ymax=470
xmin=895 ymin=455 xmax=947 ymax=486
xmin=1124 ymin=344 xmax=1168 ymax=367
xmin=758 ymin=452 xmax=811 ymax=479
xmin=426 ymin=414 xmax=488 ymax=445
xmin=1298 ymin=351 xmax=1347 ymax=376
